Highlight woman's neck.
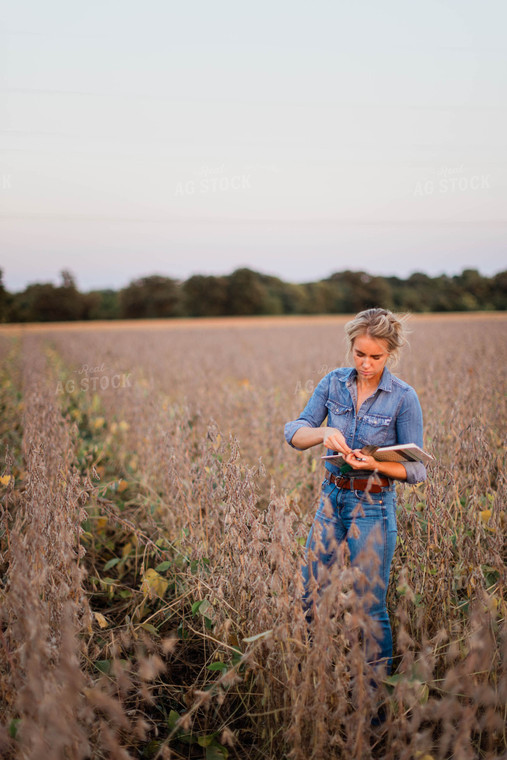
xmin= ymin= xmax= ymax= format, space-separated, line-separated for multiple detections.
xmin=356 ymin=375 xmax=380 ymax=395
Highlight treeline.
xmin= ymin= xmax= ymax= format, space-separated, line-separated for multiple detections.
xmin=1 ymin=267 xmax=506 ymax=323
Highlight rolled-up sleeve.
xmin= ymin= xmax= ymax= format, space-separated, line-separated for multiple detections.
xmin=284 ymin=375 xmax=330 ymax=449
xmin=396 ymin=388 xmax=427 ymax=484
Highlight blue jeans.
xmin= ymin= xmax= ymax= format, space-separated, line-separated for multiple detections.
xmin=302 ymin=479 xmax=397 ymax=674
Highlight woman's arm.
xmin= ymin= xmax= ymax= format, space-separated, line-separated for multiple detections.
xmin=285 ymin=374 xmax=346 ymax=450
xmin=343 ymin=450 xmax=408 ymax=480
xmin=394 ymin=388 xmax=426 ymax=484
xmin=291 ymin=426 xmax=352 ymax=455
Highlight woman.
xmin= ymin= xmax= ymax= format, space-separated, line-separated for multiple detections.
xmin=284 ymin=308 xmax=426 ymax=675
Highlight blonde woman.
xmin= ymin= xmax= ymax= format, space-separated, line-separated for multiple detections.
xmin=285 ymin=308 xmax=426 ymax=674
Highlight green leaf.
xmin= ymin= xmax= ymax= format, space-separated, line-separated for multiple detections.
xmin=207 ymin=661 xmax=228 ymax=672
xmin=384 ymin=673 xmax=404 ymax=686
xmin=95 ymin=659 xmax=112 ymax=674
xmin=483 ymin=565 xmax=500 ymax=589
xmin=198 ymin=734 xmax=217 ymax=747
xmin=9 ymin=718 xmax=20 ymax=739
xmin=155 ymin=560 xmax=171 ymax=572
xmin=206 ymin=743 xmax=229 ymax=760
xmin=200 ymin=599 xmax=212 ymax=614
xmin=140 ymin=622 xmax=159 ymax=636
xmin=167 ymin=710 xmax=180 ymax=731
xmin=189 ymin=557 xmax=211 ymax=574
xmin=104 ymin=557 xmax=121 ymax=571
xmin=191 ymin=598 xmax=213 ymax=620
xmin=143 ymin=740 xmax=161 ymax=757
xmin=178 ymin=732 xmax=197 ymax=745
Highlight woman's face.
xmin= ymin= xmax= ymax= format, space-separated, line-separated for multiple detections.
xmin=352 ymin=333 xmax=390 ymax=385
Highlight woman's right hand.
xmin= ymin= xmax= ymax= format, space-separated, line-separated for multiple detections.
xmin=322 ymin=427 xmax=352 ymax=455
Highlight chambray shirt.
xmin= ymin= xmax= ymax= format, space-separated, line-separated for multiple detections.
xmin=285 ymin=366 xmax=426 ymax=484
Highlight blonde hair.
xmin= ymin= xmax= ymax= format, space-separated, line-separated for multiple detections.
xmin=344 ymin=308 xmax=409 ymax=366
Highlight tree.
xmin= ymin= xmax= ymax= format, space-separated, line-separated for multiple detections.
xmin=384 ymin=276 xmax=408 ymax=310
xmin=327 ymin=271 xmax=394 ymax=313
xmin=404 ymin=272 xmax=436 ymax=312
xmin=182 ymin=275 xmax=228 ymax=317
xmin=0 ymin=269 xmax=10 ymax=323
xmin=60 ymin=269 xmax=76 ymax=289
xmin=452 ymin=269 xmax=491 ymax=310
xmin=86 ymin=290 xmax=120 ymax=320
xmin=9 ymin=270 xmax=88 ymax=322
xmin=302 ymin=281 xmax=336 ymax=314
xmin=491 ymin=270 xmax=507 ymax=310
xmin=119 ymin=275 xmax=182 ymax=319
xmin=2 ymin=265 xmax=504 ymax=322
xmin=277 ymin=281 xmax=311 ymax=314
xmin=224 ymin=269 xmax=267 ymax=316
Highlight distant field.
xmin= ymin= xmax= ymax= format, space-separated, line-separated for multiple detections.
xmin=1 ymin=310 xmax=506 ymax=332
xmin=1 ymin=313 xmax=506 ymax=759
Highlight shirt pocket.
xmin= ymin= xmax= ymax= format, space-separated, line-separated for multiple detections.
xmin=325 ymin=399 xmax=353 ymax=437
xmin=357 ymin=412 xmax=393 ymax=445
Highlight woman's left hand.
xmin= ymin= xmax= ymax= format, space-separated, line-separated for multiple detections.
xmin=344 ymin=450 xmax=377 ymax=470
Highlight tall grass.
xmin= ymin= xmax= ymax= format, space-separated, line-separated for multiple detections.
xmin=0 ymin=314 xmax=505 ymax=759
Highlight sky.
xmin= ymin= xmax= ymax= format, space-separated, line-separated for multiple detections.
xmin=1 ymin=1 xmax=506 ymax=293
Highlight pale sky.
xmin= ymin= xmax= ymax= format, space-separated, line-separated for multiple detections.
xmin=1 ymin=1 xmax=506 ymax=292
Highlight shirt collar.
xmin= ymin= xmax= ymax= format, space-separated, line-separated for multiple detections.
xmin=344 ymin=366 xmax=393 ymax=392
xmin=378 ymin=366 xmax=393 ymax=391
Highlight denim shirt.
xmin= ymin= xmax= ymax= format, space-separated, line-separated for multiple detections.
xmin=284 ymin=366 xmax=426 ymax=484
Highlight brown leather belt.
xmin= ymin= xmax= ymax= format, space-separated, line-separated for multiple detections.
xmin=325 ymin=471 xmax=390 ymax=493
